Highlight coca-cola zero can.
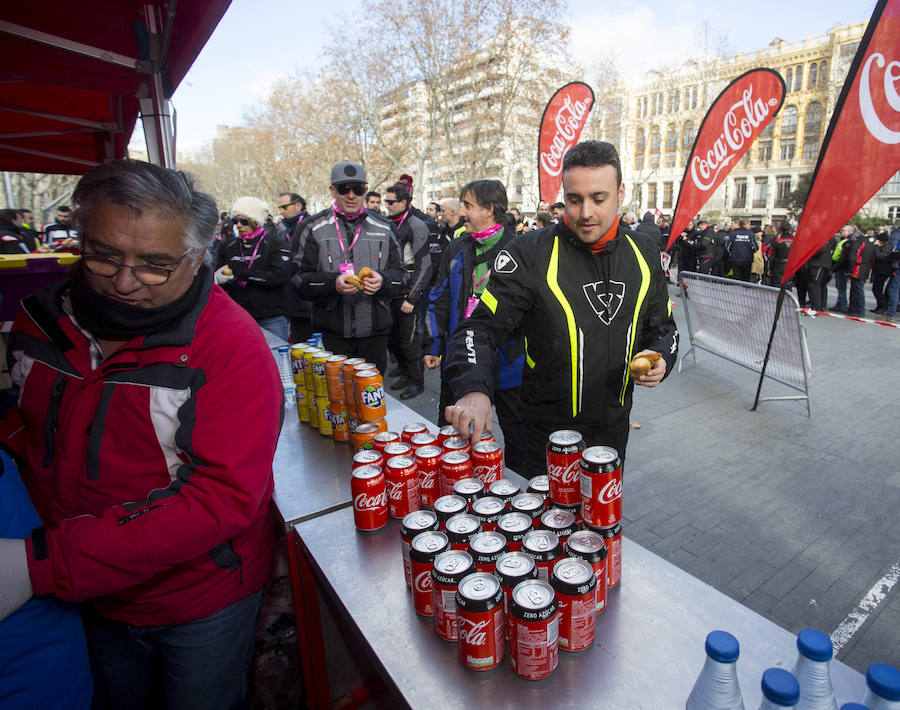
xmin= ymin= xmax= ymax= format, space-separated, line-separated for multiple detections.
xmin=471 ymin=496 xmax=505 ymax=532
xmin=527 ymin=475 xmax=550 ymax=506
xmin=400 ymin=510 xmax=439 ymax=588
xmin=445 ymin=513 xmax=482 ymax=550
xmin=433 ymin=494 xmax=467 ymax=528
xmin=452 ymin=477 xmax=485 ymax=508
xmin=565 ymin=529 xmax=608 ymax=613
xmin=495 ymin=551 xmax=538 ymax=639
xmin=488 ymin=478 xmax=521 ymax=506
xmin=580 ymin=446 xmax=623 ymax=528
xmin=595 ymin=522 xmax=622 ymax=589
xmin=409 ymin=531 xmax=449 ymax=616
xmin=456 ymin=572 xmax=505 ymax=671
xmin=509 ymin=579 xmax=559 ymax=680
xmin=497 ymin=511 xmax=533 ymax=552
xmin=551 ymin=557 xmax=597 ymax=652
xmin=431 ymin=549 xmax=475 ymax=642
xmin=539 ymin=508 xmax=579 ymax=547
xmin=510 ymin=493 xmax=546 ymax=528
xmin=468 ymin=530 xmax=509 ymax=574
xmin=351 ymin=465 xmax=388 ymax=532
xmin=522 ymin=529 xmax=563 ymax=582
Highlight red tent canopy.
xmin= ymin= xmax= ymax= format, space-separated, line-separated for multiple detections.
xmin=0 ymin=0 xmax=230 ymax=173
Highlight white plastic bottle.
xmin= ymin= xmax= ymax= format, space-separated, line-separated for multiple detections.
xmin=863 ymin=663 xmax=900 ymax=710
xmin=758 ymin=668 xmax=800 ymax=709
xmin=686 ymin=630 xmax=745 ymax=710
xmin=792 ymin=628 xmax=838 ymax=710
xmin=277 ymin=345 xmax=296 ymax=405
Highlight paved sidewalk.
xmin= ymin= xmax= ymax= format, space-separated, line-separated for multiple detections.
xmin=399 ymin=281 xmax=900 ymax=674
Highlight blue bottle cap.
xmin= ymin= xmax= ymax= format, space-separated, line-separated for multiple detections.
xmin=796 ymin=628 xmax=833 ymax=662
xmin=278 ymin=345 xmax=290 ymax=352
xmin=705 ymin=630 xmax=740 ymax=663
xmin=867 ymin=663 xmax=900 ymax=701
xmin=761 ymin=668 xmax=800 ymax=706
xmin=839 ymin=704 xmax=870 ymax=710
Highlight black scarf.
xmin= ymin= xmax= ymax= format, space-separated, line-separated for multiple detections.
xmin=68 ymin=263 xmax=210 ymax=341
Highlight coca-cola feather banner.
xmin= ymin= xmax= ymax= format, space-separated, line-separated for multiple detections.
xmin=538 ymin=82 xmax=594 ymax=203
xmin=782 ymin=0 xmax=900 ymax=282
xmin=666 ymin=69 xmax=786 ymax=250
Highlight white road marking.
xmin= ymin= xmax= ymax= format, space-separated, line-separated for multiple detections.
xmin=831 ymin=559 xmax=900 ymax=652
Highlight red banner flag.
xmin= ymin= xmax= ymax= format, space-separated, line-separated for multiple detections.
xmin=667 ymin=69 xmax=786 ymax=249
xmin=783 ymin=0 xmax=900 ymax=282
xmin=538 ymin=82 xmax=594 ymax=203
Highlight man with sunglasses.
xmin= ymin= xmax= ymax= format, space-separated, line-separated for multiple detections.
xmin=274 ymin=192 xmax=313 ymax=342
xmin=292 ymin=162 xmax=404 ymax=371
xmin=0 ymin=159 xmax=282 ymax=710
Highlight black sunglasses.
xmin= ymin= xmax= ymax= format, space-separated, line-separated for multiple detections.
xmin=384 ymin=199 xmax=399 ymax=206
xmin=335 ymin=183 xmax=366 ymax=196
xmin=233 ymin=217 xmax=252 ymax=226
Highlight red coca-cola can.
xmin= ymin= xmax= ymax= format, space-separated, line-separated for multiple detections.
xmin=401 ymin=421 xmax=429 ymax=443
xmin=551 ymin=557 xmax=597 ymax=652
xmin=471 ymin=441 xmax=504 ymax=486
xmin=565 ymin=529 xmax=608 ymax=613
xmin=477 ymin=429 xmax=495 ymax=444
xmin=453 ymin=477 xmax=485 ymax=508
xmin=411 ymin=431 xmax=438 ymax=450
xmin=444 ymin=513 xmax=482 ymax=550
xmin=433 ymin=495 xmax=467 ymax=528
xmin=497 ymin=512 xmax=533 ymax=552
xmin=352 ymin=448 xmax=383 ymax=471
xmin=509 ymin=579 xmax=559 ymax=680
xmin=527 ymin=474 xmax=550 ymax=506
xmin=443 ymin=436 xmax=471 ymax=456
xmin=409 ymin=531 xmax=449 ymax=617
xmin=468 ymin=531 xmax=508 ymax=574
xmin=522 ymin=529 xmax=563 ymax=582
xmin=495 ymin=551 xmax=538 ymax=640
xmin=580 ymin=446 xmax=623 ymax=528
xmin=510 ymin=493 xmax=545 ymax=528
xmin=400 ymin=510 xmax=439 ymax=588
xmin=414 ymin=445 xmax=442 ymax=508
xmin=437 ymin=424 xmax=459 ymax=444
xmin=471 ymin=496 xmax=505 ymax=532
xmin=372 ymin=430 xmax=401 ymax=454
xmin=383 ymin=441 xmax=412 ymax=459
xmin=594 ymin=522 xmax=622 ymax=589
xmin=488 ymin=478 xmax=521 ymax=506
xmin=431 ymin=549 xmax=475 ymax=642
xmin=385 ymin=455 xmax=420 ymax=519
xmin=539 ymin=508 xmax=579 ymax=547
xmin=546 ymin=430 xmax=585 ymax=506
xmin=439 ymin=451 xmax=473 ymax=497
xmin=456 ymin=572 xmax=505 ymax=671
xmin=351 ymin=465 xmax=388 ymax=532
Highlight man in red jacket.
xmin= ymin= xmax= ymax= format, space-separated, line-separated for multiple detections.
xmin=0 ymin=159 xmax=282 ymax=710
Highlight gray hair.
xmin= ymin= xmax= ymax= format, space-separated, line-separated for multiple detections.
xmin=72 ymin=159 xmax=218 ymax=263
xmin=440 ymin=197 xmax=460 ymax=212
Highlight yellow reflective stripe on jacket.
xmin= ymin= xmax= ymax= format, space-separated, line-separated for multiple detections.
xmin=481 ymin=288 xmax=498 ymax=314
xmin=621 ymin=235 xmax=651 ymax=405
xmin=546 ymin=236 xmax=579 ymax=417
xmin=524 ymin=337 xmax=535 ymax=369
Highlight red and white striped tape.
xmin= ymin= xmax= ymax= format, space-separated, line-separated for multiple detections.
xmin=800 ymin=308 xmax=898 ymax=328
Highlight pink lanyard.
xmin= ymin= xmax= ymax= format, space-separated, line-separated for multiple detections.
xmin=395 ymin=208 xmax=410 ymax=231
xmin=332 ymin=204 xmax=364 ymax=260
xmin=238 ymin=227 xmax=266 ymax=268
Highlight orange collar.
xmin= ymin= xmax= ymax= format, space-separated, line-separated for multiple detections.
xmin=564 ymin=214 xmax=620 ymax=253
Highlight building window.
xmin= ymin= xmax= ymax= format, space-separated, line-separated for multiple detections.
xmin=643 ymin=96 xmax=648 ymax=117
xmin=780 ymin=105 xmax=798 ymax=160
xmin=802 ymin=101 xmax=823 ymax=159
xmin=794 ymin=65 xmax=803 ymax=91
xmin=636 ymin=97 xmax=642 ymax=118
xmin=819 ymin=61 xmax=828 ymax=86
xmin=753 ymin=177 xmax=769 ymax=208
xmin=775 ymin=176 xmax=792 ymax=208
xmin=663 ymin=182 xmax=673 ymax=209
xmin=648 ymin=183 xmax=657 ymax=208
xmin=757 ymin=122 xmax=773 ymax=161
xmin=889 ymin=206 xmax=900 ymax=220
xmin=665 ymin=124 xmax=677 ymax=167
xmin=681 ymin=122 xmax=696 ymax=164
xmin=649 ymin=128 xmax=661 ymax=169
xmin=733 ymin=178 xmax=747 ymax=209
xmin=635 ymin=129 xmax=646 ymax=171
xmin=785 ymin=67 xmax=793 ymax=91
xmin=808 ymin=63 xmax=818 ymax=89
xmin=691 ymin=86 xmax=699 ymax=109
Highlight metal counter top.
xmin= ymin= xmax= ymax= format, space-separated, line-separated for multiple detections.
xmin=293 ymin=508 xmax=863 ymax=708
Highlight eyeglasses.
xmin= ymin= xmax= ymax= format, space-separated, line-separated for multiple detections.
xmin=233 ymin=217 xmax=252 ymax=226
xmin=278 ymin=201 xmax=298 ymax=210
xmin=81 ymin=250 xmax=191 ymax=286
xmin=334 ymin=183 xmax=366 ymax=196
xmin=384 ymin=199 xmax=399 ymax=206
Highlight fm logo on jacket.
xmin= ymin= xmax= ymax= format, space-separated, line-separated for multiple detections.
xmin=583 ymin=280 xmax=625 ymax=324
xmin=494 ymin=250 xmax=517 ymax=273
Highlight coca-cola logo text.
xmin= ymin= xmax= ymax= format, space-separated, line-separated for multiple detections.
xmin=860 ymin=52 xmax=900 ymax=144
xmin=354 ymin=491 xmax=386 ymax=511
xmin=598 ymin=479 xmax=622 ymax=504
xmin=414 ymin=571 xmax=432 ymax=594
xmin=420 ymin=470 xmax=437 ymax=489
xmin=458 ymin=617 xmax=489 ymax=646
xmin=474 ymin=464 xmax=501 ymax=483
xmin=540 ymin=95 xmax=592 ymax=178
xmin=547 ymin=459 xmax=580 ymax=485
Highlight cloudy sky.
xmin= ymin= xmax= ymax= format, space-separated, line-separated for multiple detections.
xmin=152 ymin=0 xmax=875 ymax=155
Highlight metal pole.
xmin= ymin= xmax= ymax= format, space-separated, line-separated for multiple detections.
xmin=3 ymin=171 xmax=15 ymax=208
xmin=751 ymin=285 xmax=787 ymax=412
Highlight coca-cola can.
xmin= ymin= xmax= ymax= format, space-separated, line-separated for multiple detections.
xmin=456 ymin=572 xmax=505 ymax=671
xmin=488 ymin=478 xmax=521 ymax=506
xmin=522 ymin=529 xmax=563 ymax=582
xmin=510 ymin=493 xmax=546 ymax=528
xmin=372 ymin=430 xmax=401 ymax=454
xmin=509 ymin=579 xmax=559 ymax=680
xmin=352 ymin=449 xmax=383 ymax=471
xmin=539 ymin=508 xmax=579 ymax=547
xmin=477 ymin=429 xmax=495 ymax=444
xmin=401 ymin=421 xmax=429 ymax=443
xmin=443 ymin=436 xmax=471 ymax=456
xmin=471 ymin=496 xmax=505 ymax=532
xmin=400 ymin=510 xmax=439 ymax=588
xmin=433 ymin=495 xmax=467 ymax=528
xmin=437 ymin=424 xmax=459 ymax=444
xmin=439 ymin=451 xmax=473 ymax=497
xmin=471 ymin=441 xmax=504 ymax=486
xmin=553 ymin=500 xmax=582 ymax=526
xmin=409 ymin=531 xmax=449 ymax=617
xmin=527 ymin=475 xmax=550 ymax=506
xmin=411 ymin=431 xmax=438 ymax=450
xmin=497 ymin=512 xmax=533 ymax=552
xmin=385 ymin=455 xmax=420 ymax=519
xmin=452 ymin=477 xmax=485 ymax=508
xmin=551 ymin=557 xmax=597 ymax=652
xmin=468 ymin=530 xmax=509 ymax=574
xmin=579 ymin=446 xmax=623 ymax=528
xmin=431 ymin=549 xmax=476 ymax=642
xmin=445 ymin=513 xmax=482 ymax=550
xmin=495 ymin=551 xmax=538 ymax=640
xmin=414 ymin=445 xmax=442 ymax=508
xmin=351 ymin=465 xmax=388 ymax=532
xmin=546 ymin=430 xmax=585 ymax=506
xmin=565 ymin=529 xmax=608 ymax=613
xmin=383 ymin=441 xmax=413 ymax=459
xmin=594 ymin=522 xmax=622 ymax=589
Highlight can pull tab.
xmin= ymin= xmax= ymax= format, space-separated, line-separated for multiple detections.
xmin=536 ymin=538 xmax=549 ymax=550
xmin=527 ymin=589 xmax=543 ymax=604
xmin=426 ymin=539 xmax=439 ymax=551
xmin=472 ymin=578 xmax=485 ymax=592
xmin=508 ymin=559 xmax=522 ymax=570
xmin=562 ymin=567 xmax=577 ymax=579
xmin=446 ymin=558 xmax=460 ymax=572
xmin=414 ymin=515 xmax=430 ymax=526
